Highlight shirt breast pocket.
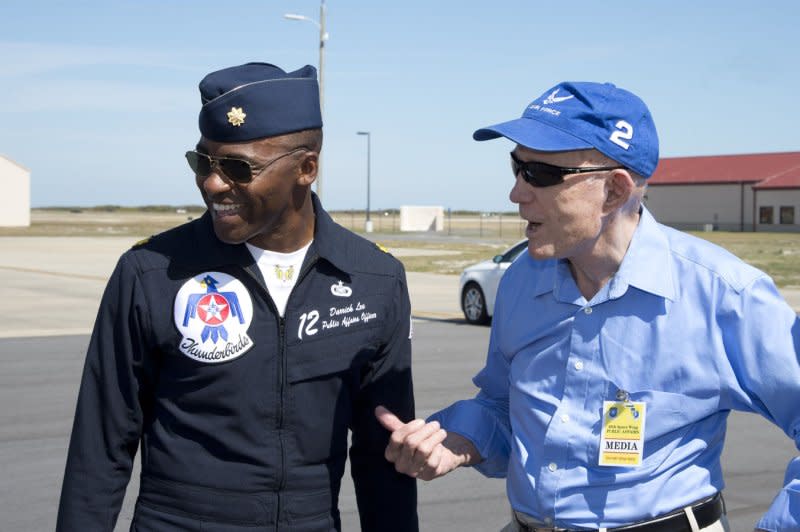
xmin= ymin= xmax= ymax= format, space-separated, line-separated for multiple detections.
xmin=602 ymin=380 xmax=690 ymax=466
xmin=587 ymin=382 xmax=690 ymax=476
xmin=605 ymin=377 xmax=688 ymax=434
xmin=622 ymin=387 xmax=688 ymax=440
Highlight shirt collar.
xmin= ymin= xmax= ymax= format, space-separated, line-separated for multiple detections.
xmin=529 ymin=257 xmax=558 ymax=298
xmin=305 ymin=192 xmax=354 ymax=274
xmin=612 ymin=206 xmax=676 ymax=301
xmin=527 ymin=206 xmax=676 ymax=302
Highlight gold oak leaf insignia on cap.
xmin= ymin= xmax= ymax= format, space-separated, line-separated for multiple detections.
xmin=227 ymin=107 xmax=246 ymax=127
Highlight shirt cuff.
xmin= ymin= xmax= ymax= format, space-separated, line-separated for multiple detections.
xmin=428 ymin=399 xmax=510 ymax=478
xmin=755 ymin=458 xmax=800 ymax=531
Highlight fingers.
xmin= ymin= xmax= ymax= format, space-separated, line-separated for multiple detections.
xmin=385 ymin=418 xmax=427 ymax=462
xmin=418 ymin=443 xmax=445 ymax=481
xmin=374 ymin=405 xmax=464 ymax=480
xmin=410 ymin=428 xmax=451 ymax=481
xmin=374 ymin=405 xmax=404 ymax=432
xmin=387 ymin=423 xmax=451 ymax=479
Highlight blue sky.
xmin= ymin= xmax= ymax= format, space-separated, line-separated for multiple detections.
xmin=1 ymin=1 xmax=798 ymax=211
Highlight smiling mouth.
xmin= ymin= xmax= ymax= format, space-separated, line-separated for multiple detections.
xmin=212 ymin=203 xmax=242 ymax=217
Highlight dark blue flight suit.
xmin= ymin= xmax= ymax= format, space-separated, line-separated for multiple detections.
xmin=57 ymin=196 xmax=418 ymax=531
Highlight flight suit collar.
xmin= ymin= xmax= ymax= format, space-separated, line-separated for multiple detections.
xmin=186 ymin=193 xmax=353 ymax=276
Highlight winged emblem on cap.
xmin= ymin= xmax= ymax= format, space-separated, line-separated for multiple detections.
xmin=542 ymin=89 xmax=574 ymax=105
xmin=227 ymin=107 xmax=246 ymax=127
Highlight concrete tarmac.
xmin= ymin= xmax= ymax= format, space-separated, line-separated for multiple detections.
xmin=1 ymin=236 xmax=798 ymax=531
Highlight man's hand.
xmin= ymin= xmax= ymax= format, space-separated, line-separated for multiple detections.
xmin=375 ymin=405 xmax=480 ymax=481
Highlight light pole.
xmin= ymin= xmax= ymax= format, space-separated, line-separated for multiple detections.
xmin=357 ymin=131 xmax=372 ymax=233
xmin=284 ymin=0 xmax=328 ymax=200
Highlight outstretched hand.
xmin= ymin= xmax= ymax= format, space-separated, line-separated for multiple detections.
xmin=375 ymin=405 xmax=480 ymax=481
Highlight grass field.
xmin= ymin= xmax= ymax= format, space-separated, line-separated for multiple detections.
xmin=3 ymin=209 xmax=799 ymax=287
xmin=691 ymin=231 xmax=800 ymax=288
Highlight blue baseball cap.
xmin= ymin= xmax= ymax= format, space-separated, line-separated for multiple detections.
xmin=473 ymin=81 xmax=659 ymax=177
xmin=198 ymin=62 xmax=322 ymax=142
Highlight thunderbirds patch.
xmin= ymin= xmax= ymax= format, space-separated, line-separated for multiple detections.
xmin=173 ymin=272 xmax=254 ymax=363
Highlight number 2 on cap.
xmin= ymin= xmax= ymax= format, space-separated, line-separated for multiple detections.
xmin=609 ymin=120 xmax=633 ymax=150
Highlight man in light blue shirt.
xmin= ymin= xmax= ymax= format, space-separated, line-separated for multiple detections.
xmin=376 ymin=82 xmax=800 ymax=531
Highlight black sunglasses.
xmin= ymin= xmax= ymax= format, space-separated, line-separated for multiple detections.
xmin=510 ymin=151 xmax=626 ymax=188
xmin=186 ymin=146 xmax=310 ymax=184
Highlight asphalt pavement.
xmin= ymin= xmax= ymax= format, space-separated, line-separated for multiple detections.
xmin=1 ymin=324 xmax=796 ymax=532
xmin=1 ymin=236 xmax=798 ymax=531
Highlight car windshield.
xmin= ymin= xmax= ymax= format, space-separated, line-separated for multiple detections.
xmin=501 ymin=241 xmax=527 ymax=262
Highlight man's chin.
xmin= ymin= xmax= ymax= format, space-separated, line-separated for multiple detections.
xmin=527 ymin=242 xmax=555 ymax=261
xmin=211 ymin=223 xmax=249 ymax=246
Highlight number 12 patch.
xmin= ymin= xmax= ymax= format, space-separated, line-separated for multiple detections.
xmin=599 ymin=400 xmax=646 ymax=467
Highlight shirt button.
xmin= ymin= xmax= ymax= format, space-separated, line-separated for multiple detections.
xmin=560 ymin=414 xmax=570 ymax=423
xmin=584 ymin=306 xmax=593 ymax=314
xmin=548 ymin=462 xmax=558 ymax=472
xmin=574 ymin=360 xmax=584 ymax=371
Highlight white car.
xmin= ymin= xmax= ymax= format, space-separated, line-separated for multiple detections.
xmin=459 ymin=239 xmax=528 ymax=324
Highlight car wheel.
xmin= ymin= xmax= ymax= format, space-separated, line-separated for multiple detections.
xmin=462 ymin=282 xmax=489 ymax=325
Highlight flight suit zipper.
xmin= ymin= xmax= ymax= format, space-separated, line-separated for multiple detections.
xmin=238 ymin=261 xmax=288 ymax=530
xmin=274 ymin=252 xmax=319 ymax=530
xmin=276 ymin=315 xmax=286 ymax=532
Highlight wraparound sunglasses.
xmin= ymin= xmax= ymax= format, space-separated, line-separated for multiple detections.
xmin=510 ymin=151 xmax=625 ymax=187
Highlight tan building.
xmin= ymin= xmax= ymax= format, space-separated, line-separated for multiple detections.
xmin=645 ymin=152 xmax=800 ymax=232
xmin=0 ymin=155 xmax=31 ymax=227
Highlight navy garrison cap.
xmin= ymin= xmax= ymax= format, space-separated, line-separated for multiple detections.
xmin=198 ymin=62 xmax=322 ymax=142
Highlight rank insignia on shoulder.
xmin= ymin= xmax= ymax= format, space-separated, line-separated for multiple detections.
xmin=375 ymin=242 xmax=390 ymax=254
xmin=132 ymin=236 xmax=151 ymax=248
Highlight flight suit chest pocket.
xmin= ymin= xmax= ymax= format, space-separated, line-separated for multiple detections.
xmin=286 ymin=330 xmax=381 ymax=384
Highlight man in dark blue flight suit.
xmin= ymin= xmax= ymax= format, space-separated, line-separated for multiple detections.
xmin=56 ymin=62 xmax=418 ymax=531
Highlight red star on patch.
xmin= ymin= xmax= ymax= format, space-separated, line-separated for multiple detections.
xmin=196 ymin=293 xmax=230 ymax=325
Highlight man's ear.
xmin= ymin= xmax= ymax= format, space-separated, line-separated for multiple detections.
xmin=603 ymin=169 xmax=635 ymax=214
xmin=296 ymin=151 xmax=319 ymax=186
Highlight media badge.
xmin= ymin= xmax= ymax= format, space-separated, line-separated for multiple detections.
xmin=599 ymin=399 xmax=646 ymax=467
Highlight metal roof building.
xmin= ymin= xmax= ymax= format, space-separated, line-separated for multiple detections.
xmin=645 ymin=152 xmax=800 ymax=232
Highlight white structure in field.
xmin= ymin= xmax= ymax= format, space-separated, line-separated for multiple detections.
xmin=0 ymin=155 xmax=30 ymax=227
xmin=399 ymin=205 xmax=444 ymax=232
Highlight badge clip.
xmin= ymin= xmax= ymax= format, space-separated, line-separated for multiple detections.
xmin=616 ymin=389 xmax=631 ymax=404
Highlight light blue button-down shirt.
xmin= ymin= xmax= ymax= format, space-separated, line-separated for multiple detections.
xmin=431 ymin=207 xmax=800 ymax=531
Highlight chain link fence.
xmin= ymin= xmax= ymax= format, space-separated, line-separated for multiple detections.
xmin=329 ymin=210 xmax=527 ymax=238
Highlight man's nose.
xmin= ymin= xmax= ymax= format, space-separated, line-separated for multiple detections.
xmin=199 ymin=167 xmax=232 ymax=195
xmin=509 ymin=174 xmax=531 ymax=204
